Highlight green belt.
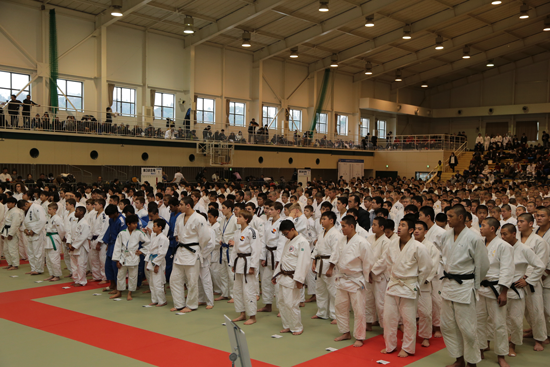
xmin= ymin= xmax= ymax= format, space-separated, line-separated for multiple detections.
xmin=46 ymin=232 xmax=59 ymax=251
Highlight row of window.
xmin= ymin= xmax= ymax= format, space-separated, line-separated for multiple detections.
xmin=0 ymin=70 xmax=385 ymax=136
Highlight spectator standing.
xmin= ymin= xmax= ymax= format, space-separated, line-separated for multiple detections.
xmin=22 ymin=95 xmax=39 ymax=128
xmin=7 ymin=94 xmax=22 ymax=127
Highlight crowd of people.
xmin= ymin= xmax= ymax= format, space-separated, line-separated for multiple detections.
xmin=1 ymin=170 xmax=550 ymax=367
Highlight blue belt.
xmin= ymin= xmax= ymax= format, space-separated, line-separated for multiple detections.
xmin=149 ymin=254 xmax=158 ymax=263
xmin=220 ymin=243 xmax=230 ymax=264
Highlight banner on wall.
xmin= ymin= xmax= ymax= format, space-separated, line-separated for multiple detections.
xmin=141 ymin=167 xmax=163 ymax=189
xmin=297 ymin=169 xmax=311 ymax=187
xmin=338 ymin=159 xmax=364 ymax=182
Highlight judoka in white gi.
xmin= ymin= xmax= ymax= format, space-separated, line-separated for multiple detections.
xmin=477 ymin=218 xmax=514 ymax=367
xmin=1 ymin=197 xmax=23 ymax=270
xmin=111 ymin=215 xmax=150 ymax=301
xmin=197 ymin=210 xmax=215 ymax=309
xmin=500 ymin=224 xmax=545 ymax=358
xmin=22 ymin=199 xmax=47 ymax=275
xmin=439 ymin=205 xmax=489 ymax=367
xmin=216 ymin=201 xmax=238 ymax=301
xmin=328 ymin=215 xmax=374 ymax=347
xmin=43 ymin=203 xmax=65 ymax=281
xmin=380 ymin=217 xmax=432 ymax=357
xmin=367 ymin=217 xmax=390 ymax=331
xmin=311 ymin=211 xmax=342 ymax=321
xmin=231 ymin=210 xmax=261 ymax=325
xmin=534 ymin=207 xmax=550 ymax=346
xmin=89 ymin=199 xmax=109 ymax=283
xmin=66 ymin=207 xmax=91 ymax=287
xmin=272 ymin=220 xmax=311 ymax=335
xmin=144 ymin=218 xmax=169 ymax=307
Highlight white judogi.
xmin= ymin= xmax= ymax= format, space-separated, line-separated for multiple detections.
xmin=63 ymin=210 xmax=77 ymax=274
xmin=89 ymin=211 xmax=109 ymax=281
xmin=66 ymin=218 xmax=91 ymax=286
xmin=476 ymin=237 xmax=514 ymax=357
xmin=231 ymin=226 xmax=261 ymax=317
xmin=145 ymin=233 xmax=169 ymax=305
xmin=44 ymin=214 xmax=65 ymax=277
xmin=440 ymin=227 xmax=489 ymax=365
xmin=198 ymin=222 xmax=215 ymax=307
xmin=260 ymin=217 xmax=286 ymax=305
xmin=171 ymin=211 xmax=210 ymax=310
xmin=1 ymin=207 xmax=24 ymax=267
xmin=330 ymin=233 xmax=373 ymax=341
xmin=425 ymin=223 xmax=446 ymax=328
xmin=112 ymin=229 xmax=150 ymax=292
xmin=521 ymin=230 xmax=549 ymax=342
xmin=24 ymin=202 xmax=47 ymax=273
xmin=367 ymin=233 xmax=390 ymax=326
xmin=274 ymin=233 xmax=311 ymax=333
xmin=535 ymin=227 xmax=550 ymax=338
xmin=418 ymin=238 xmax=440 ymax=340
xmin=382 ymin=237 xmax=432 ymax=354
xmin=219 ymin=214 xmax=238 ymax=299
xmin=208 ymin=222 xmax=222 ymax=295
xmin=506 ymin=241 xmax=545 ymax=346
xmin=293 ymin=214 xmax=315 ymax=299
xmin=311 ymin=225 xmax=342 ymax=319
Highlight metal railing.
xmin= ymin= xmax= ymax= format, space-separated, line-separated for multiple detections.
xmin=426 ymin=141 xmax=469 ymax=183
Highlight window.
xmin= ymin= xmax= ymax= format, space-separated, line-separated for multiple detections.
xmin=0 ymin=71 xmax=30 ymax=102
xmin=377 ymin=119 xmax=386 ymax=138
xmin=337 ymin=115 xmax=348 ymax=136
xmin=113 ymin=87 xmax=136 ymax=116
xmin=229 ymin=101 xmax=245 ymax=126
xmin=290 ymin=109 xmax=302 ymax=131
xmin=196 ymin=97 xmax=215 ymax=124
xmin=360 ymin=118 xmax=370 ymax=137
xmin=57 ymin=79 xmax=83 ymax=111
xmin=154 ymin=92 xmax=174 ymax=120
xmin=262 ymin=106 xmax=278 ymax=130
xmin=316 ymin=113 xmax=328 ymax=134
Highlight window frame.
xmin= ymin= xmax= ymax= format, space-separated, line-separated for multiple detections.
xmin=228 ymin=101 xmax=246 ymax=127
xmin=0 ymin=71 xmax=31 ymax=102
xmin=377 ymin=120 xmax=387 ymax=139
xmin=316 ymin=112 xmax=328 ymax=134
xmin=154 ymin=92 xmax=175 ymax=120
xmin=112 ymin=86 xmax=136 ymax=116
xmin=196 ymin=97 xmax=215 ymax=124
xmin=56 ymin=79 xmax=84 ymax=111
xmin=289 ymin=109 xmax=302 ymax=131
xmin=360 ymin=117 xmax=370 ymax=137
xmin=337 ymin=115 xmax=348 ymax=136
xmin=262 ymin=105 xmax=278 ymax=130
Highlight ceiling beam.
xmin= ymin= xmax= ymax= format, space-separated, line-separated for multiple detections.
xmin=308 ymin=0 xmax=493 ymax=74
xmin=392 ymin=31 xmax=550 ymax=90
xmin=184 ymin=0 xmax=288 ymax=48
xmin=147 ymin=1 xmax=217 ymax=23
xmin=253 ymin=0 xmax=402 ymax=63
xmin=95 ymin=0 xmax=153 ymax=29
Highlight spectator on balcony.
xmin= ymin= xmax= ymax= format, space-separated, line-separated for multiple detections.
xmin=202 ymin=125 xmax=212 ymax=141
xmin=22 ymin=95 xmax=39 ymax=127
xmin=236 ymin=131 xmax=244 ymax=143
xmin=248 ymin=118 xmax=259 ymax=143
xmin=371 ymin=134 xmax=378 ymax=150
xmin=42 ymin=112 xmax=51 ymax=131
xmin=7 ymin=95 xmax=22 ymax=127
xmin=31 ymin=114 xmax=41 ymax=130
xmin=164 ymin=126 xmax=177 ymax=139
xmin=228 ymin=132 xmax=236 ymax=142
xmin=219 ymin=129 xmax=227 ymax=141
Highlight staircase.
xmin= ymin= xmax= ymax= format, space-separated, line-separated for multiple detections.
xmin=439 ymin=151 xmax=474 ymax=181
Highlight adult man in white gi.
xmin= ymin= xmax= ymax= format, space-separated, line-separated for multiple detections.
xmin=477 ymin=218 xmax=514 ymax=367
xmin=367 ymin=217 xmax=390 ymax=331
xmin=1 ymin=197 xmax=23 ymax=270
xmin=216 ymin=201 xmax=238 ymax=301
xmin=22 ymin=199 xmax=47 ymax=275
xmin=272 ymin=220 xmax=311 ymax=335
xmin=440 ymin=204 xmax=489 ymax=367
xmin=327 ymin=215 xmax=374 ymax=348
xmin=534 ymin=207 xmax=550 ymax=343
xmin=170 ymin=197 xmax=210 ymax=313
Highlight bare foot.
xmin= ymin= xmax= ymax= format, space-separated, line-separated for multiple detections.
xmin=311 ymin=315 xmax=322 ymax=319
xmin=445 ymin=357 xmax=466 ymax=367
xmin=497 ymin=356 xmax=510 ymax=367
xmin=280 ymin=328 xmax=291 ymax=333
xmin=73 ymin=284 xmax=83 ymax=287
xmin=8 ymin=266 xmax=18 ymax=270
xmin=372 ymin=321 xmax=380 ymax=326
xmin=43 ymin=276 xmax=53 ymax=281
xmin=381 ymin=348 xmax=394 ymax=354
xmin=534 ymin=341 xmax=544 ymax=351
xmin=109 ymin=291 xmax=122 ymax=299
xmin=142 ymin=290 xmax=151 ymax=294
xmin=206 ymin=305 xmax=214 ymax=309
xmin=353 ymin=340 xmax=363 ymax=347
xmin=156 ymin=302 xmax=167 ymax=307
xmin=98 ymin=280 xmax=108 ymax=284
xmin=480 ymin=350 xmax=485 ymax=359
xmin=232 ymin=314 xmax=246 ymax=322
xmin=292 ymin=330 xmax=303 ymax=335
xmin=305 ymin=295 xmax=316 ymax=303
xmin=422 ymin=339 xmax=430 ymax=347
xmin=299 ymin=302 xmax=305 ymax=307
xmin=277 ymin=312 xmax=281 ymax=317
xmin=215 ymin=296 xmax=229 ymax=301
xmin=198 ymin=302 xmax=206 ymax=306
xmin=102 ymin=287 xmax=112 ymax=292
xmin=108 ymin=290 xmax=118 ymax=295
xmin=483 ymin=341 xmax=490 ymax=351
xmin=398 ymin=350 xmax=410 ymax=358
xmin=330 ymin=319 xmax=337 ymax=325
xmin=523 ymin=330 xmax=533 ymax=338
xmin=2 ymin=266 xmax=9 ymax=269
xmin=30 ymin=271 xmax=40 ymax=275
xmin=366 ymin=322 xmax=373 ymax=331
xmin=434 ymin=330 xmax=443 ymax=338
xmin=256 ymin=295 xmax=260 ymax=301
xmin=50 ymin=277 xmax=60 ymax=282
xmin=180 ymin=307 xmax=194 ymax=313
xmin=334 ymin=332 xmax=351 ymax=342
xmin=149 ymin=303 xmax=158 ymax=306
xmin=508 ymin=343 xmax=516 ymax=357
xmin=127 ymin=292 xmax=133 ymax=301
xmin=227 ymin=298 xmax=234 ymax=303
xmin=64 ymin=274 xmax=72 ymax=278
xmin=542 ymin=338 xmax=550 ymax=345
xmin=170 ymin=307 xmax=180 ymax=312
xmin=244 ymin=318 xmax=256 ymax=325
xmin=25 ymin=271 xmax=32 ymax=274
xmin=258 ymin=305 xmax=272 ymax=312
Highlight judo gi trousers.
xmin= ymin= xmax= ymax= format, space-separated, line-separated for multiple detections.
xmin=150 ymin=267 xmax=166 ymax=305
xmin=278 ymin=285 xmax=303 ymax=333
xmin=170 ymin=261 xmax=200 ymax=310
xmin=219 ymin=257 xmax=234 ymax=299
xmin=418 ymin=288 xmax=433 ymax=339
xmin=260 ymin=265 xmax=276 ymax=305
xmin=117 ymin=265 xmax=138 ymax=292
xmin=335 ymin=288 xmax=367 ymax=340
xmin=27 ymin=234 xmax=45 ymax=273
xmin=315 ymin=274 xmax=336 ymax=319
xmin=70 ymin=251 xmax=88 ymax=286
xmin=89 ymin=242 xmax=106 ymax=281
xmin=366 ymin=278 xmax=387 ymax=325
xmin=18 ymin=232 xmax=27 ymax=260
xmin=441 ymin=298 xmax=481 ymax=365
xmin=544 ymin=287 xmax=550 ymax=338
xmin=63 ymin=241 xmax=72 ymax=274
xmin=525 ymin=282 xmax=547 ymax=342
xmin=45 ymin=247 xmax=62 ymax=277
xmin=210 ymin=259 xmax=223 ymax=294
xmin=476 ymin=294 xmax=508 ymax=356
xmin=431 ymin=278 xmax=442 ymax=327
xmin=507 ymin=298 xmax=525 ymax=345
xmin=306 ymin=268 xmax=316 ymax=296
xmin=384 ymin=295 xmax=418 ymax=354
xmin=234 ymin=271 xmax=258 ymax=317
xmin=198 ymin=264 xmax=214 ymax=307
xmin=3 ymin=234 xmax=20 ymax=267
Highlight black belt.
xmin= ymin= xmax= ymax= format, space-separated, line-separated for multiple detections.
xmin=266 ymin=246 xmax=277 ymax=270
xmin=1 ymin=225 xmax=10 ymax=234
xmin=91 ymin=235 xmax=99 ymax=241
xmin=480 ymin=280 xmax=500 ymax=298
xmin=440 ymin=271 xmax=475 ymax=285
xmin=527 ymin=283 xmax=535 ymax=293
xmin=314 ymin=255 xmax=331 ymax=279
xmin=272 ymin=269 xmax=295 ymax=281
xmin=176 ymin=242 xmax=200 ymax=253
xmin=233 ymin=253 xmax=252 ymax=283
xmin=510 ymin=283 xmax=521 ymax=298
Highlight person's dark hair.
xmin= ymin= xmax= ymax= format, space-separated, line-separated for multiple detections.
xmin=450 ymin=204 xmax=467 ymax=221
xmin=181 ymin=196 xmax=194 ymax=207
xmin=374 ymin=207 xmax=389 ymax=218
xmin=279 ymin=219 xmax=295 ymax=231
xmin=337 ymin=196 xmax=348 ymax=206
xmin=105 ymin=204 xmax=118 ymax=216
xmin=123 ymin=205 xmax=135 ymax=215
xmin=321 ymin=211 xmax=336 ymax=223
xmin=484 ymin=217 xmax=500 ymax=231
xmin=400 ymin=217 xmax=416 ymax=232
xmin=385 ymin=219 xmax=395 ymax=231
xmin=272 ymin=201 xmax=283 ymax=213
xmin=373 ymin=217 xmax=386 ymax=229
xmin=153 ymin=218 xmax=167 ymax=230
xmin=519 ymin=213 xmax=534 ymax=224
xmin=419 ymin=206 xmax=435 ymax=222
xmin=110 ymin=195 xmax=120 ymax=204
xmin=476 ymin=205 xmax=488 ymax=214
xmin=16 ymin=200 xmax=27 ymax=209
xmin=125 ymin=214 xmax=139 ymax=225
xmin=320 ymin=201 xmax=333 ymax=211
xmin=168 ymin=198 xmax=180 ymax=207
xmin=435 ymin=212 xmax=447 ymax=223
xmin=404 ymin=204 xmax=418 ymax=214
xmin=208 ymin=208 xmax=219 ymax=218
xmin=346 ymin=208 xmax=358 ymax=217
xmin=223 ymin=201 xmax=235 ymax=210
xmin=341 ymin=215 xmax=356 ymax=228
xmin=501 ymin=223 xmax=516 ymax=234
xmin=415 ymin=221 xmax=428 ymax=231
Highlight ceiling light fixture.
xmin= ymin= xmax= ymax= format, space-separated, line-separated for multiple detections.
xmin=491 ymin=0 xmax=502 ymax=4
xmin=402 ymin=24 xmax=412 ymax=39
xmin=519 ymin=3 xmax=529 ymax=19
xmin=290 ymin=48 xmax=299 ymax=58
xmin=183 ymin=16 xmax=194 ymax=34
xmin=365 ymin=15 xmax=374 ymax=27
xmin=486 ymin=59 xmax=495 ymax=67
xmin=544 ymin=17 xmax=550 ymax=31
xmin=330 ymin=54 xmax=339 ymax=67
xmin=435 ymin=35 xmax=444 ymax=50
xmin=421 ymin=81 xmax=428 ymax=88
xmin=364 ymin=61 xmax=373 ymax=75
xmin=319 ymin=1 xmax=329 ymax=12
xmin=462 ymin=45 xmax=470 ymax=59
xmin=395 ymin=69 xmax=402 ymax=82
xmin=110 ymin=0 xmax=123 ymax=17
xmin=241 ymin=31 xmax=251 ymax=47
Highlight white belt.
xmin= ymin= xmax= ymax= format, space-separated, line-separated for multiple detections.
xmin=387 ymin=276 xmax=418 ymax=293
